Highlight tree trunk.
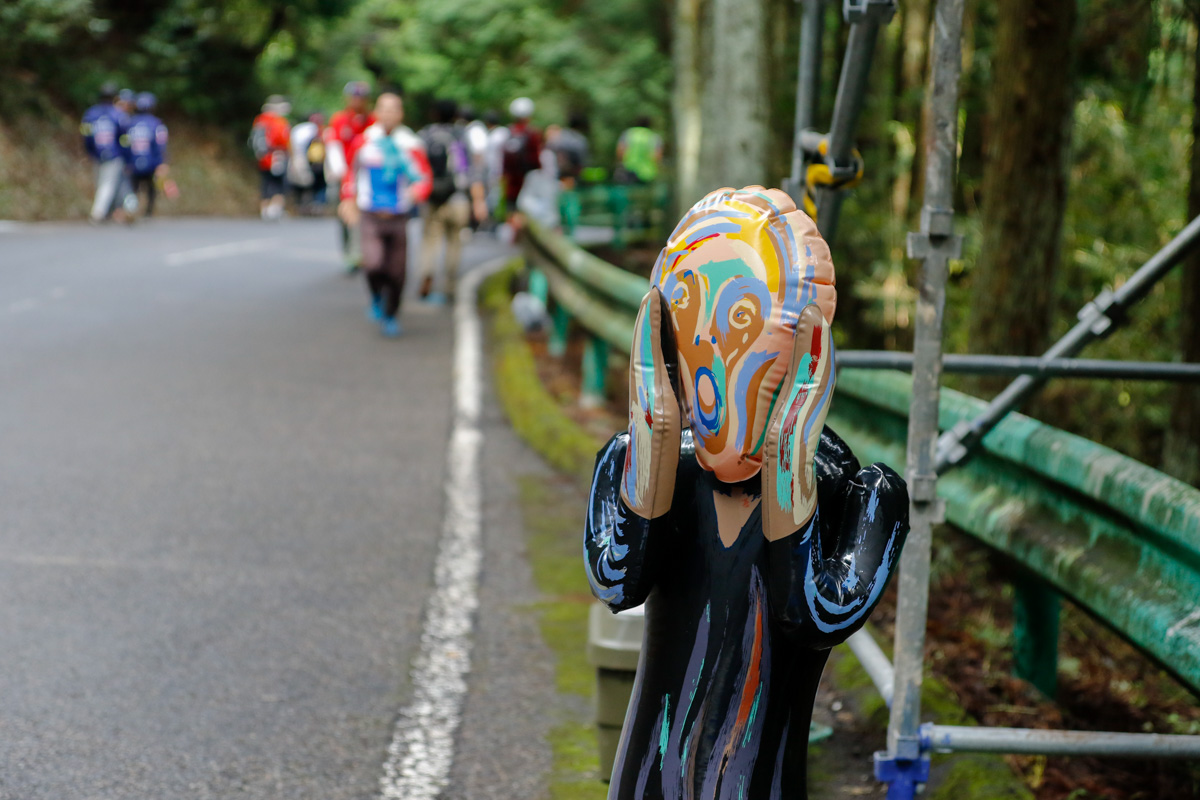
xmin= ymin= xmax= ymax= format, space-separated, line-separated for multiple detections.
xmin=673 ymin=0 xmax=704 ymax=212
xmin=1163 ymin=20 xmax=1200 ymax=487
xmin=969 ymin=0 xmax=1077 ymax=360
xmin=696 ymin=0 xmax=768 ymax=194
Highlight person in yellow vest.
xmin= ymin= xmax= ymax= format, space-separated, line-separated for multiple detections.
xmin=615 ymin=115 xmax=662 ymax=185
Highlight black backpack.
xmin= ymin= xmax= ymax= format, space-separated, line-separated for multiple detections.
xmin=503 ymin=128 xmax=539 ymax=178
xmin=422 ymin=124 xmax=462 ymax=206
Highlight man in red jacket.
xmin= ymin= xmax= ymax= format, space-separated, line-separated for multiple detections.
xmin=250 ymin=95 xmax=292 ymax=220
xmin=325 ymin=81 xmax=374 ymax=273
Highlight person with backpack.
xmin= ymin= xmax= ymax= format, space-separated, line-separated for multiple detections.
xmin=80 ymin=81 xmax=132 ymax=224
xmin=249 ymin=95 xmax=291 ymax=220
xmin=615 ymin=115 xmax=663 ymax=185
xmin=416 ymin=99 xmax=477 ymax=304
xmin=127 ymin=92 xmax=170 ymax=218
xmin=288 ymin=111 xmax=326 ymax=214
xmin=343 ymin=91 xmax=432 ymax=338
xmin=325 ymin=81 xmax=374 ymax=273
xmin=482 ymin=110 xmax=509 ymax=229
xmin=501 ymin=97 xmax=542 ymax=233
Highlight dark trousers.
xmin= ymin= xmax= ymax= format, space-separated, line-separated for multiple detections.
xmin=132 ymin=172 xmax=157 ymax=216
xmin=360 ymin=211 xmax=408 ymax=319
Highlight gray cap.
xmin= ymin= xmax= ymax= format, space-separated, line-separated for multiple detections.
xmin=509 ymin=97 xmax=534 ymax=119
xmin=263 ymin=95 xmax=291 ymax=115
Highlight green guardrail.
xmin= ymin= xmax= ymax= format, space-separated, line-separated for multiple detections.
xmin=560 ymin=182 xmax=671 ymax=247
xmin=520 ymin=221 xmax=1200 ymax=697
xmin=829 ymin=368 xmax=1200 ymax=696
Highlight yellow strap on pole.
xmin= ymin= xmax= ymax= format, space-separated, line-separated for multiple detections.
xmin=803 ymin=136 xmax=864 ymax=222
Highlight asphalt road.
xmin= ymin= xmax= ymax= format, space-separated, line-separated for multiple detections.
xmin=0 ymin=217 xmax=512 ymax=799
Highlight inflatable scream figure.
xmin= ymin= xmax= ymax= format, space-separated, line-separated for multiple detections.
xmin=585 ymin=186 xmax=910 ymax=799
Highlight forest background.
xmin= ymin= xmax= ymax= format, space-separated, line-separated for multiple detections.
xmin=2 ymin=0 xmax=1198 ymax=484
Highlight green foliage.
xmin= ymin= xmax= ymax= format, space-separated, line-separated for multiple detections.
xmin=828 ymin=0 xmax=1197 ymax=471
xmin=256 ymin=0 xmax=671 ymax=165
xmin=1 ymin=0 xmax=353 ymax=121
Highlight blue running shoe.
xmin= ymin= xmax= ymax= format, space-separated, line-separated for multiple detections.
xmin=367 ymin=297 xmax=384 ymax=322
xmin=424 ymin=291 xmax=447 ymax=307
xmin=381 ymin=317 xmax=402 ymax=338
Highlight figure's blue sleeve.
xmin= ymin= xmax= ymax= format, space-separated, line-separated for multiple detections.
xmin=80 ymin=109 xmax=98 ymax=160
xmin=584 ymin=432 xmax=674 ymax=612
xmin=767 ymin=428 xmax=910 ymax=649
xmin=157 ymin=121 xmax=169 ymax=165
xmin=117 ymin=111 xmax=132 ymax=163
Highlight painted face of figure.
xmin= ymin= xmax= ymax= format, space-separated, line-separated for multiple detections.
xmin=651 ymin=187 xmax=836 ymax=483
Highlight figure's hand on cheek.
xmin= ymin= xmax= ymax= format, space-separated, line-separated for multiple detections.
xmin=621 ymin=287 xmax=683 ymax=519
xmin=762 ymin=304 xmax=835 ymax=542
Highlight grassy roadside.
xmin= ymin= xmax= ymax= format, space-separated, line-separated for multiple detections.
xmin=479 ymin=260 xmax=1032 ymax=799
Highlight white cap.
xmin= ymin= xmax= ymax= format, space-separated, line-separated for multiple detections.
xmin=509 ymin=97 xmax=534 ymax=119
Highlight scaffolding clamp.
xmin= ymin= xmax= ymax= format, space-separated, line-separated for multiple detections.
xmin=906 ymin=207 xmax=962 ymax=261
xmin=844 ymin=0 xmax=896 ymax=24
xmin=873 ymin=750 xmax=930 ymax=799
xmin=908 ymin=472 xmax=945 ymax=522
xmin=1077 ymin=288 xmax=1122 ymax=337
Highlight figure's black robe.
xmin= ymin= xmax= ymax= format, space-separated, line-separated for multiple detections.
xmin=585 ymin=428 xmax=908 ymax=800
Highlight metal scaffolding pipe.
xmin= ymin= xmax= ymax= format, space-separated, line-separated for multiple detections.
xmin=846 ymin=629 xmax=895 ymax=707
xmin=815 ymin=0 xmax=895 ymax=243
xmin=936 ymin=212 xmax=1200 ymax=472
xmin=790 ymin=0 xmax=825 ymax=189
xmin=837 ymin=351 xmax=1200 ymax=382
xmin=880 ymin=0 xmax=965 ymax=796
xmin=922 ymin=724 xmax=1200 ymax=758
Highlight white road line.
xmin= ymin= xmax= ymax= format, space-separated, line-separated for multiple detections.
xmin=165 ymin=237 xmax=280 ymax=266
xmin=378 ymin=256 xmax=510 ymax=800
xmin=3 ymin=289 xmax=68 ymax=316
xmin=7 ymin=298 xmax=39 ymax=314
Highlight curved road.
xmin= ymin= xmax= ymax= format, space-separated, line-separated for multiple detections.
xmin=0 ymin=218 xmax=523 ymax=799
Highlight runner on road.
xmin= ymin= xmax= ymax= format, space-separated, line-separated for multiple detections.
xmin=417 ymin=99 xmax=478 ymax=304
xmin=288 ymin=112 xmax=326 ymax=215
xmin=501 ymin=97 xmax=542 ymax=234
xmin=80 ymin=81 xmax=132 ymax=224
xmin=250 ymin=95 xmax=291 ymax=220
xmin=127 ymin=92 xmax=169 ymax=218
xmin=482 ymin=110 xmax=508 ymax=228
xmin=343 ymin=92 xmax=432 ymax=338
xmin=325 ymin=81 xmax=374 ymax=273
xmin=615 ymin=116 xmax=663 ymax=185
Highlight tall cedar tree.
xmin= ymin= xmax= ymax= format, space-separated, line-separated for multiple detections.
xmin=1164 ymin=7 xmax=1200 ymax=486
xmin=969 ymin=0 xmax=1078 ymax=360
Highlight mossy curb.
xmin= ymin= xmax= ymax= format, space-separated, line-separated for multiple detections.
xmin=479 ymin=262 xmax=602 ymax=488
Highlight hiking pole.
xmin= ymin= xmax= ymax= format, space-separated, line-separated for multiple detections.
xmin=815 ymin=0 xmax=896 ymax=244
xmin=935 ymin=213 xmax=1200 ymax=473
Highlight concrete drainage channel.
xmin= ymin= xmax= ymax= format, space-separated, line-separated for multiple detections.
xmin=587 ymin=603 xmax=644 ymax=779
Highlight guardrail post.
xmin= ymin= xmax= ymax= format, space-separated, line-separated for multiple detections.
xmin=1013 ymin=570 xmax=1060 ymax=697
xmin=610 ymin=185 xmax=630 ymax=250
xmin=528 ymin=267 xmax=549 ymax=306
xmin=581 ymin=334 xmax=609 ymax=408
xmin=549 ymin=304 xmax=570 ymax=358
xmin=560 ymin=188 xmax=581 ymax=239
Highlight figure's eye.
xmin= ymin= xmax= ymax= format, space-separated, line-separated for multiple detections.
xmin=728 ymin=297 xmax=758 ymax=329
xmin=672 ymin=282 xmax=690 ymax=311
